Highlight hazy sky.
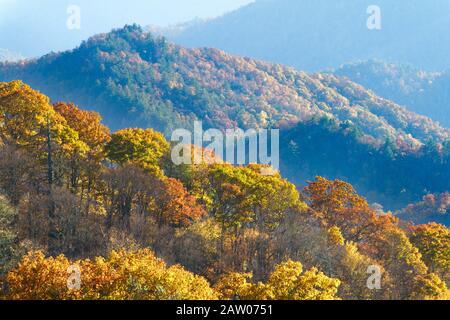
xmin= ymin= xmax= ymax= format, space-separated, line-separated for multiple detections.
xmin=0 ymin=0 xmax=254 ymax=57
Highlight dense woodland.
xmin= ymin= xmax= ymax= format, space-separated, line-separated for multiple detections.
xmin=397 ymin=193 xmax=450 ymax=226
xmin=335 ymin=60 xmax=450 ymax=128
xmin=1 ymin=26 xmax=448 ymax=144
xmin=1 ymin=26 xmax=450 ymax=210
xmin=1 ymin=81 xmax=450 ymax=300
xmin=280 ymin=119 xmax=450 ymax=210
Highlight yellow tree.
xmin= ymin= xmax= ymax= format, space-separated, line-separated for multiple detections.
xmin=0 ymin=81 xmax=88 ymax=254
xmin=0 ymin=81 xmax=86 ymax=156
xmin=267 ymin=260 xmax=341 ymax=300
xmin=53 ymin=102 xmax=110 ymax=152
xmin=409 ymin=223 xmax=450 ymax=282
xmin=53 ymin=102 xmax=110 ymax=207
xmin=6 ymin=249 xmax=218 ymax=300
xmin=376 ymin=227 xmax=448 ymax=299
xmin=206 ymin=164 xmax=304 ymax=276
xmin=207 ymin=164 xmax=302 ymax=233
xmin=106 ymin=128 xmax=170 ymax=176
xmin=216 ymin=260 xmax=341 ymax=300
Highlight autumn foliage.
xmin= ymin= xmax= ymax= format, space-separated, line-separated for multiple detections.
xmin=0 ymin=81 xmax=449 ymax=301
xmin=6 ymin=250 xmax=217 ymax=300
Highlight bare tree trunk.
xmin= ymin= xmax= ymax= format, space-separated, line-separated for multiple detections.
xmin=46 ymin=121 xmax=57 ymax=255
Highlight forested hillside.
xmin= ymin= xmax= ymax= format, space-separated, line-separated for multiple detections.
xmin=334 ymin=60 xmax=450 ymax=127
xmin=1 ymin=26 xmax=450 ymax=210
xmin=1 ymin=81 xmax=450 ymax=300
xmin=396 ymin=193 xmax=450 ymax=226
xmin=0 ymin=26 xmax=448 ymax=142
xmin=280 ymin=119 xmax=450 ymax=210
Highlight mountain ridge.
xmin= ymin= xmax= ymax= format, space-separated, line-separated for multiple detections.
xmin=171 ymin=0 xmax=450 ymax=72
xmin=1 ymin=25 xmax=449 ymax=209
xmin=1 ymin=25 xmax=448 ymax=146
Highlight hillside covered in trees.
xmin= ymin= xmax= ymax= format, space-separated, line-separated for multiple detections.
xmin=1 ymin=81 xmax=450 ymax=300
xmin=1 ymin=25 xmax=449 ymax=210
xmin=396 ymin=193 xmax=450 ymax=226
xmin=280 ymin=120 xmax=450 ymax=210
xmin=335 ymin=60 xmax=450 ymax=128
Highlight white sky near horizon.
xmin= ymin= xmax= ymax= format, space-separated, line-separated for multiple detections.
xmin=0 ymin=0 xmax=255 ymax=57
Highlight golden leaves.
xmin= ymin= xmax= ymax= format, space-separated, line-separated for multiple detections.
xmin=216 ymin=260 xmax=341 ymax=301
xmin=6 ymin=249 xmax=218 ymax=300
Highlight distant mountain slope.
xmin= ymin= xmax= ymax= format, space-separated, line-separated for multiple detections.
xmin=0 ymin=25 xmax=447 ymax=146
xmin=172 ymin=0 xmax=450 ymax=72
xmin=334 ymin=61 xmax=450 ymax=127
xmin=418 ymin=73 xmax=450 ymax=127
xmin=396 ymin=193 xmax=450 ymax=226
xmin=280 ymin=120 xmax=450 ymax=210
xmin=1 ymin=25 xmax=449 ymax=209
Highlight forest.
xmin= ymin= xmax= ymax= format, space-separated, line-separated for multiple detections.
xmin=1 ymin=80 xmax=450 ymax=300
xmin=334 ymin=60 xmax=450 ymax=127
xmin=1 ymin=25 xmax=450 ymax=210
